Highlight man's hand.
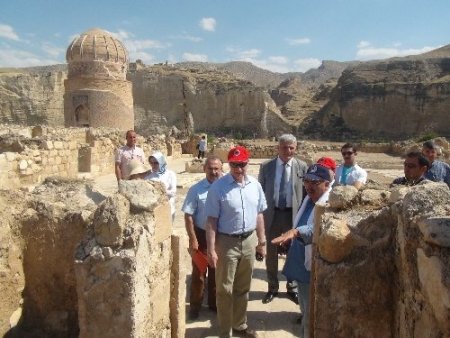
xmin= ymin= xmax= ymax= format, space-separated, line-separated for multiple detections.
xmin=256 ymin=243 xmax=266 ymax=257
xmin=188 ymin=238 xmax=199 ymax=257
xmin=271 ymin=229 xmax=299 ymax=246
xmin=207 ymin=249 xmax=218 ymax=268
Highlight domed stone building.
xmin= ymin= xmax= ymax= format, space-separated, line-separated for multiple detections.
xmin=64 ymin=28 xmax=134 ymax=130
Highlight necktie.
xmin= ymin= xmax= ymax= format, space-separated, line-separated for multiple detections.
xmin=278 ymin=162 xmax=287 ymax=209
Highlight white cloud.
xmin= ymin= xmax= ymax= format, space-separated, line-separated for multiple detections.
xmin=125 ymin=39 xmax=168 ymax=51
xmin=356 ymin=41 xmax=439 ymax=60
xmin=0 ymin=47 xmax=59 ymax=67
xmin=227 ymin=47 xmax=261 ymax=59
xmin=182 ymin=52 xmax=208 ymax=62
xmin=0 ymin=24 xmax=20 ymax=41
xmin=286 ymin=37 xmax=311 ymax=45
xmin=42 ymin=42 xmax=65 ymax=57
xmin=132 ymin=51 xmax=155 ymax=63
xmin=109 ymin=29 xmax=133 ymax=40
xmin=268 ymin=56 xmax=288 ymax=64
xmin=170 ymin=33 xmax=202 ymax=42
xmin=199 ymin=17 xmax=216 ymax=32
xmin=293 ymin=58 xmax=322 ymax=72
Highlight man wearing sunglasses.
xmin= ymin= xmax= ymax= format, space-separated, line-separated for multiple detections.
xmin=272 ymin=164 xmax=332 ymax=338
xmin=258 ymin=134 xmax=308 ymax=305
xmin=391 ymin=151 xmax=430 ymax=186
xmin=205 ymin=146 xmax=267 ymax=338
xmin=334 ymin=143 xmax=367 ymax=189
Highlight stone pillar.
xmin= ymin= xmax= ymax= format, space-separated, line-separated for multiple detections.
xmin=170 ymin=230 xmax=187 ymax=338
xmin=75 ymin=180 xmax=173 ymax=338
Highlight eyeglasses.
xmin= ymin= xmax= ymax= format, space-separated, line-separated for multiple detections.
xmin=403 ymin=163 xmax=418 ymax=168
xmin=341 ymin=151 xmax=354 ymax=156
xmin=229 ymin=162 xmax=247 ymax=168
xmin=304 ymin=179 xmax=324 ymax=185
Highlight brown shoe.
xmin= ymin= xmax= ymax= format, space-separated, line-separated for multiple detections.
xmin=232 ymin=328 xmax=258 ymax=338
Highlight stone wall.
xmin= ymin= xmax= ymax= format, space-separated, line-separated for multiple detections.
xmin=0 ymin=125 xmax=178 ymax=189
xmin=2 ymin=178 xmax=186 ymax=338
xmin=309 ymin=182 xmax=450 ymax=338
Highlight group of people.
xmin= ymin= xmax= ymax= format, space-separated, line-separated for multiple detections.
xmin=115 ymin=130 xmax=450 ymax=338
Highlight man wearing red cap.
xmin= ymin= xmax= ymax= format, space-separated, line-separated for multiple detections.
xmin=206 ymin=146 xmax=267 ymax=338
xmin=258 ymin=134 xmax=308 ymax=304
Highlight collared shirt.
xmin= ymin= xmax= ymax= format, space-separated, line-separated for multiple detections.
xmin=424 ymin=160 xmax=450 ymax=187
xmin=181 ymin=178 xmax=212 ymax=230
xmin=115 ymin=145 xmax=145 ymax=179
xmin=335 ymin=163 xmax=367 ymax=186
xmin=205 ymin=173 xmax=267 ymax=235
xmin=274 ymin=157 xmax=293 ymax=207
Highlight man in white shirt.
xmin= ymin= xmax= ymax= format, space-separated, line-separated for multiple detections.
xmin=334 ymin=143 xmax=367 ymax=189
xmin=115 ymin=130 xmax=145 ymax=181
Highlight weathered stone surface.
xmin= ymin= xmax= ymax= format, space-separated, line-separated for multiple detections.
xmin=93 ymin=194 xmax=130 ymax=247
xmin=328 ymin=185 xmax=358 ymax=209
xmin=416 ymin=249 xmax=450 ymax=334
xmin=417 ymin=217 xmax=450 ymax=247
xmin=318 ymin=218 xmax=354 ymax=263
xmin=360 ymin=188 xmax=390 ymax=205
xmin=170 ymin=231 xmax=187 ymax=338
xmin=388 ymin=186 xmax=409 ymax=204
xmin=118 ymin=179 xmax=165 ymax=212
xmin=402 ymin=182 xmax=450 ymax=219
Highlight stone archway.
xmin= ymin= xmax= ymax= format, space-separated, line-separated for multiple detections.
xmin=75 ymin=104 xmax=90 ymax=127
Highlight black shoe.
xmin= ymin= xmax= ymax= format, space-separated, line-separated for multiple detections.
xmin=287 ymin=291 xmax=299 ymax=304
xmin=296 ymin=314 xmax=303 ymax=324
xmin=208 ymin=305 xmax=217 ymax=313
xmin=188 ymin=309 xmax=199 ymax=320
xmin=262 ymin=291 xmax=278 ymax=304
xmin=232 ymin=328 xmax=258 ymax=338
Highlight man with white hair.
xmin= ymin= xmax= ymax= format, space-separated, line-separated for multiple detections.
xmin=258 ymin=134 xmax=308 ymax=304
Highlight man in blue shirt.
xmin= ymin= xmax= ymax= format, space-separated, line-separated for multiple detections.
xmin=422 ymin=140 xmax=450 ymax=187
xmin=182 ymin=155 xmax=223 ymax=320
xmin=272 ymin=164 xmax=332 ymax=338
xmin=206 ymin=146 xmax=267 ymax=338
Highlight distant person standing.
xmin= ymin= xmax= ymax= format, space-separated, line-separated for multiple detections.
xmin=391 ymin=151 xmax=430 ymax=187
xmin=145 ymin=151 xmax=177 ymax=222
xmin=334 ymin=143 xmax=367 ymax=189
xmin=206 ymin=146 xmax=267 ymax=338
xmin=182 ymin=155 xmax=223 ymax=320
xmin=422 ymin=140 xmax=450 ymax=187
xmin=115 ymin=130 xmax=145 ymax=182
xmin=258 ymin=134 xmax=307 ymax=304
xmin=198 ymin=136 xmax=207 ymax=159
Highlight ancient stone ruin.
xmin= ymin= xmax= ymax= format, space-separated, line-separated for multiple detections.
xmin=64 ymin=28 xmax=134 ymax=130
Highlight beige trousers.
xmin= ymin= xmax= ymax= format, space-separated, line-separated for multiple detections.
xmin=215 ymin=232 xmax=256 ymax=338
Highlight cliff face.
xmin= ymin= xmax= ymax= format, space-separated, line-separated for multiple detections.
xmin=129 ymin=65 xmax=291 ymax=137
xmin=0 ymin=70 xmax=66 ymax=126
xmin=315 ymin=47 xmax=450 ymax=139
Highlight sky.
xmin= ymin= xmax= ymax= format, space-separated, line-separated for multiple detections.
xmin=0 ymin=0 xmax=449 ymax=73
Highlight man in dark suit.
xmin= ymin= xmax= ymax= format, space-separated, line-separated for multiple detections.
xmin=258 ymin=134 xmax=308 ymax=304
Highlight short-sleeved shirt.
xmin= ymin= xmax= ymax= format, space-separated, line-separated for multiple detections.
xmin=199 ymin=139 xmax=207 ymax=152
xmin=205 ymin=173 xmax=267 ymax=235
xmin=115 ymin=145 xmax=145 ymax=179
xmin=335 ymin=163 xmax=367 ymax=186
xmin=424 ymin=160 xmax=450 ymax=187
xmin=182 ymin=178 xmax=211 ymax=230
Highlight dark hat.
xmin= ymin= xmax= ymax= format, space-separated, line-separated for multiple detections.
xmin=228 ymin=146 xmax=250 ymax=163
xmin=305 ymin=164 xmax=331 ymax=182
xmin=317 ymin=157 xmax=337 ymax=173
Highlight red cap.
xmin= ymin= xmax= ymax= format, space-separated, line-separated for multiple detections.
xmin=317 ymin=157 xmax=336 ymax=173
xmin=228 ymin=146 xmax=250 ymax=163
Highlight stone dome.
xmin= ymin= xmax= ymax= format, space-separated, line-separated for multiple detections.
xmin=66 ymin=28 xmax=128 ymax=65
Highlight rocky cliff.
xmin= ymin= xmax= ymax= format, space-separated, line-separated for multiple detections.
xmin=0 ymin=69 xmax=66 ymax=126
xmin=308 ymin=45 xmax=450 ymax=140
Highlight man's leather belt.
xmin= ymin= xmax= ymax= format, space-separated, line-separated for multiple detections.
xmin=275 ymin=207 xmax=292 ymax=211
xmin=220 ymin=230 xmax=254 ymax=239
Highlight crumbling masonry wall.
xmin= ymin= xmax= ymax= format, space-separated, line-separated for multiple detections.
xmin=310 ymin=183 xmax=450 ymax=338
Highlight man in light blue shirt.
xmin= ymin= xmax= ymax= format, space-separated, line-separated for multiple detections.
xmin=206 ymin=146 xmax=267 ymax=338
xmin=182 ymin=155 xmax=223 ymax=320
xmin=422 ymin=140 xmax=450 ymax=187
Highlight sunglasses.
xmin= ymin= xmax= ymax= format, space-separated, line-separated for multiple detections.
xmin=304 ymin=179 xmax=324 ymax=185
xmin=341 ymin=151 xmax=354 ymax=156
xmin=229 ymin=162 xmax=248 ymax=168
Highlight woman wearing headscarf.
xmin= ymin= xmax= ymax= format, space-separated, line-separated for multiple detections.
xmin=145 ymin=151 xmax=177 ymax=222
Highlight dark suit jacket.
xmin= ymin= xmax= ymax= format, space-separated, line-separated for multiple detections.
xmin=258 ymin=156 xmax=308 ymax=232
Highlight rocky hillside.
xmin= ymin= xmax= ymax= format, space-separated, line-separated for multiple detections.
xmin=305 ymin=44 xmax=450 ymax=140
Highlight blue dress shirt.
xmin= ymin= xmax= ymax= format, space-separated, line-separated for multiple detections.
xmin=205 ymin=173 xmax=267 ymax=235
xmin=181 ymin=178 xmax=212 ymax=230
